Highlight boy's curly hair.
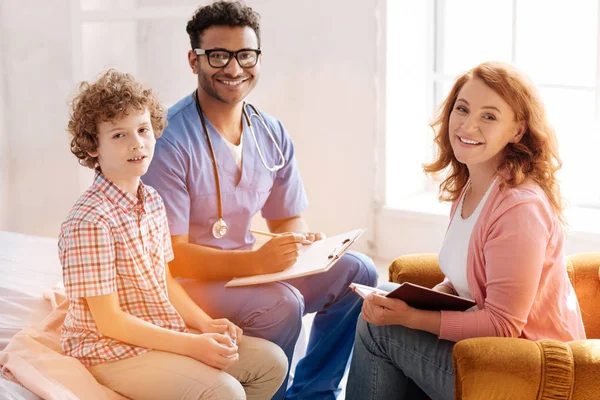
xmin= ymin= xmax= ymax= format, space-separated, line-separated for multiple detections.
xmin=67 ymin=69 xmax=167 ymax=169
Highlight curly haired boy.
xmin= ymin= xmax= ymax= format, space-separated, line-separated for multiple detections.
xmin=60 ymin=69 xmax=287 ymax=400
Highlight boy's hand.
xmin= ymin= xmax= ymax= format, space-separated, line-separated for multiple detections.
xmin=200 ymin=318 xmax=243 ymax=344
xmin=186 ymin=333 xmax=239 ymax=370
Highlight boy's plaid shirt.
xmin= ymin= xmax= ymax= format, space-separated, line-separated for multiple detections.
xmin=59 ymin=172 xmax=187 ymax=366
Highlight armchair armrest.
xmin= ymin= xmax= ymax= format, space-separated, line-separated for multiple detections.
xmin=388 ymin=253 xmax=444 ymax=289
xmin=567 ymin=253 xmax=600 ymax=338
xmin=453 ymin=337 xmax=600 ymax=400
xmin=569 ymin=340 xmax=600 ymax=399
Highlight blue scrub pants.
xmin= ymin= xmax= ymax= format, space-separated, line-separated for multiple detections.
xmin=179 ymin=250 xmax=378 ymax=400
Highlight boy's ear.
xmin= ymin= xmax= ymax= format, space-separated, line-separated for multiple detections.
xmin=511 ymin=121 xmax=527 ymax=143
xmin=85 ymin=131 xmax=99 ymax=158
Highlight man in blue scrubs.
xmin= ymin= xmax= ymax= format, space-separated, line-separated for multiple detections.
xmin=143 ymin=2 xmax=378 ymax=399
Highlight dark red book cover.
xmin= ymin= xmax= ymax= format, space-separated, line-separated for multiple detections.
xmin=387 ymin=283 xmax=477 ymax=311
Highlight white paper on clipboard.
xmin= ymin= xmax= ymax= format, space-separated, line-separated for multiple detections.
xmin=225 ymin=228 xmax=365 ymax=287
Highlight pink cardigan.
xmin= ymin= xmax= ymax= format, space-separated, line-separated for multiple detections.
xmin=438 ymin=179 xmax=586 ymax=343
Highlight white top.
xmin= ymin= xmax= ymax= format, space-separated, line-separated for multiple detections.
xmin=223 ymin=132 xmax=243 ymax=183
xmin=438 ymin=179 xmax=497 ymax=300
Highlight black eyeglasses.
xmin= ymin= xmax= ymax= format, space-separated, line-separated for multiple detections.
xmin=194 ymin=48 xmax=261 ymax=68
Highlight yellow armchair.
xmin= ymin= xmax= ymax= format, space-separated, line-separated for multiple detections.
xmin=389 ymin=253 xmax=600 ymax=400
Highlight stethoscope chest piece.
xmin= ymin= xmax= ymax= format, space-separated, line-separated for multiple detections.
xmin=194 ymin=89 xmax=284 ymax=240
xmin=212 ymin=218 xmax=229 ymax=239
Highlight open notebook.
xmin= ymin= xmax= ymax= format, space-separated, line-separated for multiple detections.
xmin=225 ymin=229 xmax=365 ymax=287
xmin=350 ymin=282 xmax=477 ymax=311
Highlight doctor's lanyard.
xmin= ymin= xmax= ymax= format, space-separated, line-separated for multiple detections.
xmin=194 ymin=90 xmax=230 ymax=239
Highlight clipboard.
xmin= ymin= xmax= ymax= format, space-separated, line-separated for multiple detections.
xmin=225 ymin=228 xmax=365 ymax=287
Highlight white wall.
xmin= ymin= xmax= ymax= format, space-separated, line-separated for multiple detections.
xmin=0 ymin=3 xmax=7 ymax=230
xmin=0 ymin=0 xmax=380 ymax=256
xmin=250 ymin=0 xmax=379 ymax=254
xmin=1 ymin=0 xmax=82 ymax=237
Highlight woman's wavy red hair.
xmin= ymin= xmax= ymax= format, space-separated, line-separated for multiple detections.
xmin=423 ymin=61 xmax=564 ymax=221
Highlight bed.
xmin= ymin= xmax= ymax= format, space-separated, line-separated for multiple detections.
xmin=0 ymin=231 xmax=62 ymax=399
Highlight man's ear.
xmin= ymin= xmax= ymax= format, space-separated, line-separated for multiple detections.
xmin=511 ymin=121 xmax=527 ymax=143
xmin=188 ymin=50 xmax=198 ymax=74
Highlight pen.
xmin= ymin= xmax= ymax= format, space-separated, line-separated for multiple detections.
xmin=250 ymin=229 xmax=313 ymax=245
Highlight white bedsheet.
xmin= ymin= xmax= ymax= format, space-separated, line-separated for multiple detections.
xmin=0 ymin=231 xmax=62 ymax=352
xmin=0 ymin=375 xmax=41 ymax=400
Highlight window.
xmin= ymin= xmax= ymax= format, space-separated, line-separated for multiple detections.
xmin=386 ymin=0 xmax=600 ymax=210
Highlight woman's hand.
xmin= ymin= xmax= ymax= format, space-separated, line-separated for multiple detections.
xmin=200 ymin=318 xmax=243 ymax=344
xmin=361 ymin=294 xmax=414 ymax=326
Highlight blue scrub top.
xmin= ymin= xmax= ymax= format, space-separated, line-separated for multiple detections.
xmin=143 ymin=93 xmax=309 ymax=251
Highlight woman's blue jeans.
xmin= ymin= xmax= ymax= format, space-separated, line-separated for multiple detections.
xmin=347 ymin=311 xmax=455 ymax=400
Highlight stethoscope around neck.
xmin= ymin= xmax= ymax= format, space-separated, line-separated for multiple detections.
xmin=193 ymin=90 xmax=285 ymax=239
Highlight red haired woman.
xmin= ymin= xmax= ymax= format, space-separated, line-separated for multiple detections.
xmin=347 ymin=62 xmax=586 ymax=400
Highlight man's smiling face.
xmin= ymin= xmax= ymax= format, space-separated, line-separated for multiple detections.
xmin=194 ymin=25 xmax=261 ymax=105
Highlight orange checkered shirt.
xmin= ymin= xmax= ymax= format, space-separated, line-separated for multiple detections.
xmin=59 ymin=172 xmax=187 ymax=366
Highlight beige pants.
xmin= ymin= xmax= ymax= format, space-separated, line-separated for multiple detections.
xmin=89 ymin=336 xmax=287 ymax=400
